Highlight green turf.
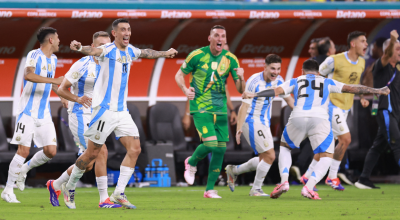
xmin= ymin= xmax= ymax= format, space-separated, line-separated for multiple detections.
xmin=1 ymin=184 xmax=399 ymax=220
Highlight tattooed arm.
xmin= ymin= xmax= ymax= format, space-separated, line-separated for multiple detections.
xmin=139 ymin=48 xmax=178 ymax=59
xmin=70 ymin=40 xmax=103 ymax=56
xmin=342 ymin=85 xmax=390 ymax=95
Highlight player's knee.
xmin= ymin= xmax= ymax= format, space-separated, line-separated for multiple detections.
xmin=268 ymin=153 xmax=276 ymax=162
xmin=43 ymin=146 xmax=57 ymax=158
xmin=212 ymin=143 xmax=226 ymax=155
xmin=17 ymin=146 xmax=30 ymax=158
xmin=85 ymin=163 xmax=94 ymax=173
xmin=127 ymin=145 xmax=141 ymax=158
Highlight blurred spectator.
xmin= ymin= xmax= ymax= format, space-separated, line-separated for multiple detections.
xmin=314 ymin=37 xmax=336 ymax=65
xmin=362 ymin=37 xmax=386 ymax=87
xmin=308 ymin=38 xmax=320 ymax=58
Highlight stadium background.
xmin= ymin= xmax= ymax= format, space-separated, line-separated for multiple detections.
xmin=0 ymin=0 xmax=400 ymax=186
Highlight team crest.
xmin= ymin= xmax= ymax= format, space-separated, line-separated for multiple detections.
xmin=182 ymin=62 xmax=187 ymax=69
xmin=95 ymin=132 xmax=101 ymax=140
xmin=397 ymin=64 xmax=400 ymax=71
xmin=202 ymin=126 xmax=208 ymax=134
xmin=220 ymin=64 xmax=226 ymax=71
xmin=48 ymin=64 xmax=52 ymax=71
xmin=29 ymin=59 xmax=35 ymax=66
xmin=16 ymin=135 xmax=21 ymax=141
xmin=72 ymin=72 xmax=79 ymax=79
xmin=211 ymin=62 xmax=218 ymax=70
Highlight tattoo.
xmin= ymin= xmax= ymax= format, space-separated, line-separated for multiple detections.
xmin=342 ymin=85 xmax=380 ymax=94
xmin=76 ymin=158 xmax=89 ymax=170
xmin=81 ymin=46 xmax=102 ymax=57
xmin=133 ymin=136 xmax=139 ymax=139
xmin=139 ymin=49 xmax=167 ymax=59
xmin=93 ymin=142 xmax=102 ymax=149
xmin=333 ymin=144 xmax=346 ymax=161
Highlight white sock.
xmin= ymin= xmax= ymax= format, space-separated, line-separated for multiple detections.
xmin=65 ymin=165 xmax=85 ymax=190
xmin=306 ymin=157 xmax=332 ymax=189
xmin=20 ymin=150 xmax=51 ymax=175
xmin=304 ymin=159 xmax=318 ymax=179
xmin=235 ymin=157 xmax=259 ymax=175
xmin=328 ymin=159 xmax=341 ymax=179
xmin=4 ymin=154 xmax=26 ymax=193
xmin=114 ymin=166 xmax=134 ymax=194
xmin=96 ymin=176 xmax=109 ymax=203
xmin=279 ymin=146 xmax=292 ymax=184
xmin=53 ymin=171 xmax=70 ymax=191
xmin=252 ymin=160 xmax=271 ymax=190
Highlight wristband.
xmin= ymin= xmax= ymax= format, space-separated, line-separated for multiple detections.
xmin=77 ymin=45 xmax=83 ymax=52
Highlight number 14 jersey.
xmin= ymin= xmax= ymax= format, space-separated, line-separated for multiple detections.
xmin=280 ymin=74 xmax=344 ymax=120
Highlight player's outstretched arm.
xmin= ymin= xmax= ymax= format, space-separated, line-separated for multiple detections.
xmin=58 ymin=78 xmax=92 ymax=108
xmin=235 ymin=103 xmax=249 ymax=145
xmin=342 ymin=85 xmax=390 ymax=96
xmin=24 ymin=67 xmax=63 ymax=85
xmin=243 ymin=87 xmax=285 ymax=99
xmin=70 ymin=40 xmax=103 ymax=57
xmin=139 ymin=48 xmax=178 ymax=59
xmin=382 ymin=30 xmax=399 ymax=67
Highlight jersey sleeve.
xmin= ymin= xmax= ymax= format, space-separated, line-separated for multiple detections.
xmin=279 ymin=79 xmax=296 ymax=95
xmin=328 ymin=79 xmax=345 ymax=94
xmin=96 ymin=43 xmax=115 ymax=61
xmin=65 ymin=59 xmax=86 ymax=84
xmin=180 ymin=50 xmax=201 ymax=74
xmin=319 ymin=56 xmax=335 ymax=77
xmin=25 ymin=50 xmax=39 ymax=69
xmin=242 ymin=76 xmax=256 ymax=105
xmin=227 ymin=52 xmax=240 ymax=81
xmin=128 ymin=45 xmax=141 ymax=61
xmin=276 ymin=77 xmax=291 ymax=99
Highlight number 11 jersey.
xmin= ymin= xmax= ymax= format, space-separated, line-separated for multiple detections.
xmin=279 ymin=74 xmax=345 ymax=120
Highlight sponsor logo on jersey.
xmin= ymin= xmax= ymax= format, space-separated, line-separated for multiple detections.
xmin=0 ymin=11 xmax=12 ymax=18
xmin=72 ymin=72 xmax=79 ymax=79
xmin=212 ymin=168 xmax=220 ymax=172
xmin=336 ymin=10 xmax=366 ymax=18
xmin=202 ymin=126 xmax=208 ymax=134
xmin=161 ymin=10 xmax=192 ymax=19
xmin=211 ymin=62 xmax=218 ymax=70
xmin=88 ymin=72 xmax=96 ymax=78
xmin=16 ymin=135 xmax=21 ymax=141
xmin=249 ymin=11 xmax=280 ymax=19
xmin=240 ymin=44 xmax=284 ymax=54
xmin=71 ymin=10 xmax=103 ymax=18
xmin=202 ymin=63 xmax=208 ymax=70
xmin=42 ymin=66 xmax=46 ymax=71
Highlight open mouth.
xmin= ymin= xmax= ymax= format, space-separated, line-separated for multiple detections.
xmin=216 ymin=43 xmax=222 ymax=50
xmin=123 ymin=36 xmax=129 ymax=44
xmin=363 ymin=47 xmax=367 ymax=54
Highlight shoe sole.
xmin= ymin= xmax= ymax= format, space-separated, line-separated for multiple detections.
xmin=184 ymin=157 xmax=195 ymax=185
xmin=46 ymin=181 xmax=60 ymax=207
xmin=355 ymin=182 xmax=372 ymax=189
xmin=337 ymin=173 xmax=354 ymax=185
xmin=270 ymin=189 xmax=288 ymax=199
xmin=225 ymin=166 xmax=235 ymax=192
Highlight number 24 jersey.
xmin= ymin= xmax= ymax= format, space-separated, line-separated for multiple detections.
xmin=279 ymin=74 xmax=345 ymax=120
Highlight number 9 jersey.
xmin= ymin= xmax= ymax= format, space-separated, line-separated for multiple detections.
xmin=280 ymin=74 xmax=345 ymax=121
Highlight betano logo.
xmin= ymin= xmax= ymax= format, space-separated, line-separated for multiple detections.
xmin=249 ymin=11 xmax=280 ymax=19
xmin=0 ymin=47 xmax=16 ymax=54
xmin=336 ymin=10 xmax=366 ymax=18
xmin=240 ymin=44 xmax=284 ymax=54
xmin=0 ymin=11 xmax=12 ymax=18
xmin=72 ymin=11 xmax=103 ymax=18
xmin=161 ymin=11 xmax=192 ymax=19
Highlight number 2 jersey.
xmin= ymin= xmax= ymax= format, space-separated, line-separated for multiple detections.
xmin=279 ymin=74 xmax=345 ymax=120
xmin=180 ymin=46 xmax=240 ymax=115
xmin=18 ymin=48 xmax=57 ymax=119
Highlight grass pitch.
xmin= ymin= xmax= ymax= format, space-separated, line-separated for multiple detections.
xmin=1 ymin=184 xmax=399 ymax=220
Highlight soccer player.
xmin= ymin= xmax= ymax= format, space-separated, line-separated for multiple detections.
xmin=356 ymin=30 xmax=400 ymax=189
xmin=243 ymin=59 xmax=389 ymax=200
xmin=225 ymin=54 xmax=294 ymax=196
xmin=46 ymin=31 xmax=121 ymax=208
xmin=301 ymin=31 xmax=369 ymax=191
xmin=1 ymin=27 xmax=64 ymax=203
xmin=63 ymin=18 xmax=177 ymax=209
xmin=175 ymin=25 xmax=245 ymax=198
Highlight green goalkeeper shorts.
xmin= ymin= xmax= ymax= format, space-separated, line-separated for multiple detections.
xmin=192 ymin=112 xmax=229 ymax=142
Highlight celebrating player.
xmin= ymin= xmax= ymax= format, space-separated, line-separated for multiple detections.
xmin=301 ymin=31 xmax=369 ymax=191
xmin=243 ymin=59 xmax=389 ymax=200
xmin=1 ymin=27 xmax=64 ymax=203
xmin=62 ymin=18 xmax=177 ymax=209
xmin=225 ymin=54 xmax=294 ymax=196
xmin=46 ymin=31 xmax=121 ymax=208
xmin=175 ymin=25 xmax=245 ymax=198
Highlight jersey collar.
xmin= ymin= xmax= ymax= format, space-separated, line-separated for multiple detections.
xmin=344 ymin=51 xmax=359 ymax=65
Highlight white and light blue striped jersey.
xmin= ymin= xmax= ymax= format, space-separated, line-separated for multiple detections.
xmin=243 ymin=72 xmax=289 ymax=127
xmin=93 ymin=42 xmax=141 ymax=111
xmin=65 ymin=56 xmax=100 ymax=114
xmin=18 ymin=49 xmax=57 ymax=119
xmin=280 ymin=74 xmax=345 ymax=120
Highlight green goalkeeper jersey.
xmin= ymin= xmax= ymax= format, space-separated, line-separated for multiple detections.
xmin=180 ymin=46 xmax=240 ymax=115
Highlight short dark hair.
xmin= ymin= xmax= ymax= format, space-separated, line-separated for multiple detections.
xmin=302 ymin=59 xmax=319 ymax=73
xmin=37 ymin=27 xmax=57 ymax=44
xmin=310 ymin=38 xmax=320 ymax=44
xmin=93 ymin=31 xmax=110 ymax=41
xmin=374 ymin=37 xmax=386 ymax=49
xmin=112 ymin=18 xmax=129 ymax=29
xmin=318 ymin=37 xmax=331 ymax=56
xmin=347 ymin=31 xmax=366 ymax=48
xmin=265 ymin=54 xmax=282 ymax=65
xmin=210 ymin=25 xmax=225 ymax=33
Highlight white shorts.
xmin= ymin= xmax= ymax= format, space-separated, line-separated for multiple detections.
xmin=10 ymin=113 xmax=57 ymax=148
xmin=329 ymin=102 xmax=350 ymax=138
xmin=242 ymin=122 xmax=274 ymax=155
xmin=69 ymin=112 xmax=91 ymax=154
xmin=281 ymin=117 xmax=335 ymax=154
xmin=84 ymin=106 xmax=139 ymax=145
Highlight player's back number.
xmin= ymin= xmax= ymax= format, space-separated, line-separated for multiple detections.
xmin=297 ymin=79 xmax=324 ymax=98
